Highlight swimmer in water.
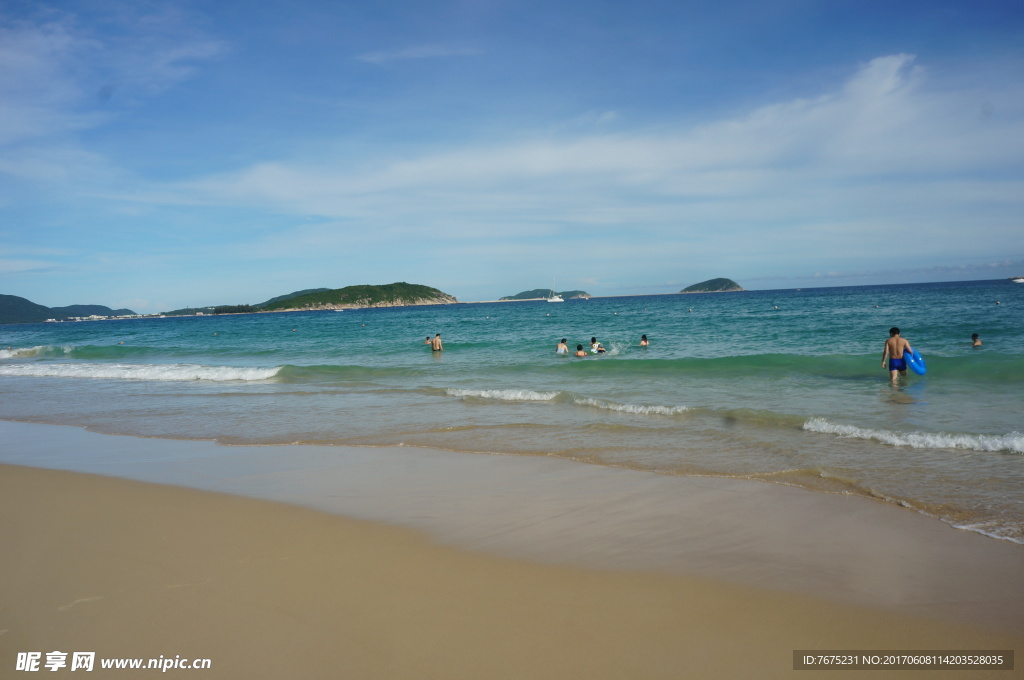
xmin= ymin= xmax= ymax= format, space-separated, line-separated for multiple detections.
xmin=639 ymin=334 xmax=648 ymax=347
xmin=556 ymin=339 xmax=569 ymax=355
xmin=972 ymin=333 xmax=983 ymax=347
xmin=431 ymin=333 xmax=443 ymax=352
xmin=574 ymin=344 xmax=588 ymax=357
xmin=882 ymin=327 xmax=914 ymax=383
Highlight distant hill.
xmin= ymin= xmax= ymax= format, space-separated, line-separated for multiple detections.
xmin=50 ymin=304 xmax=137 ymax=318
xmin=260 ymin=282 xmax=457 ymax=311
xmin=501 ymin=289 xmax=590 ymax=300
xmin=0 ymin=295 xmax=51 ymax=324
xmin=256 ymin=288 xmax=332 ymax=308
xmin=0 ymin=294 xmax=137 ymax=325
xmin=163 ymin=305 xmax=257 ymax=316
xmin=679 ymin=278 xmax=744 ymax=294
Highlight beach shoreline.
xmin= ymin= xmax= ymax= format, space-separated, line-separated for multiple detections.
xmin=2 ymin=458 xmax=1021 ymax=679
xmin=2 ymin=420 xmax=1022 ymax=643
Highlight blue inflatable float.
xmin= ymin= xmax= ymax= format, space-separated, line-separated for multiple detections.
xmin=905 ymin=348 xmax=926 ymax=375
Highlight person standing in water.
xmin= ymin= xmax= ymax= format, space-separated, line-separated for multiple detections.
xmin=640 ymin=334 xmax=649 ymax=347
xmin=556 ymin=339 xmax=569 ymax=355
xmin=574 ymin=344 xmax=588 ymax=357
xmin=431 ymin=333 xmax=443 ymax=352
xmin=972 ymin=333 xmax=983 ymax=347
xmin=882 ymin=327 xmax=913 ymax=383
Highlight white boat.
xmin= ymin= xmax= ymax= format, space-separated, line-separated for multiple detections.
xmin=1011 ymin=276 xmax=1024 ymax=283
xmin=546 ymin=278 xmax=564 ymax=302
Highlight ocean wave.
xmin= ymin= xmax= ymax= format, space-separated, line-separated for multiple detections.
xmin=945 ymin=521 xmax=1024 ymax=545
xmin=0 ymin=363 xmax=282 ymax=382
xmin=0 ymin=345 xmax=70 ymax=359
xmin=573 ymin=397 xmax=690 ymax=415
xmin=446 ymin=388 xmax=560 ymax=401
xmin=0 ymin=344 xmax=168 ymax=361
xmin=803 ymin=417 xmax=1024 ymax=453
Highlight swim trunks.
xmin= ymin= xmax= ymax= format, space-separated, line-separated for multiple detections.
xmin=888 ymin=357 xmax=906 ymax=371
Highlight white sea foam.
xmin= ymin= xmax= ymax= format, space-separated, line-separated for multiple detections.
xmin=803 ymin=417 xmax=1024 ymax=453
xmin=446 ymin=388 xmax=560 ymax=401
xmin=946 ymin=521 xmax=1024 ymax=545
xmin=0 ymin=363 xmax=283 ymax=382
xmin=573 ymin=397 xmax=689 ymax=415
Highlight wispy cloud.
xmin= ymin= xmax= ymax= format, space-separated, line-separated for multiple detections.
xmin=0 ymin=6 xmax=225 ymax=148
xmin=166 ymin=54 xmax=1023 ymax=250
xmin=357 ymin=44 xmax=482 ymax=64
xmin=0 ymin=257 xmax=61 ymax=274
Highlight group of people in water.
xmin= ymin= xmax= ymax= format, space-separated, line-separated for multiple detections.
xmin=423 ymin=327 xmax=984 ymax=382
xmin=554 ymin=334 xmax=649 ymax=357
xmin=422 ymin=332 xmax=647 ymax=356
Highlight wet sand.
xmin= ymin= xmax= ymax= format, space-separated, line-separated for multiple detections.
xmin=1 ymin=421 xmax=1022 ymax=678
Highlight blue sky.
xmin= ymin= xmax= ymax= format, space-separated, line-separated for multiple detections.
xmin=2 ymin=0 xmax=1022 ymax=312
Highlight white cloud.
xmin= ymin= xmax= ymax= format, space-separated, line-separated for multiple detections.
xmin=171 ymin=54 xmax=1023 ymax=237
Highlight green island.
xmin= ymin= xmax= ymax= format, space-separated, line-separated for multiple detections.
xmin=259 ymin=282 xmax=457 ymax=311
xmin=679 ymin=278 xmax=745 ymax=294
xmin=157 ymin=283 xmax=458 ymax=316
xmin=500 ymin=289 xmax=590 ymax=300
xmin=256 ymin=288 xmax=331 ymax=307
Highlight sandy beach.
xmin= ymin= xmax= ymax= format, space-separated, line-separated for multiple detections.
xmin=1 ymin=422 xmax=1022 ymax=678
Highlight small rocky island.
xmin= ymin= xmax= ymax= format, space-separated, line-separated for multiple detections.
xmin=679 ymin=278 xmax=745 ymax=293
xmin=501 ymin=289 xmax=590 ymax=300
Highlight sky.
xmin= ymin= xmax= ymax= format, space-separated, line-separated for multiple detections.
xmin=1 ymin=0 xmax=1023 ymax=312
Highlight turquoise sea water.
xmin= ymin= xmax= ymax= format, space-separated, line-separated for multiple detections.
xmin=1 ymin=279 xmax=1022 ymax=542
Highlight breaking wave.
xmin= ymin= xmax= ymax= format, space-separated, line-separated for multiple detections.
xmin=446 ymin=388 xmax=560 ymax=401
xmin=0 ymin=363 xmax=283 ymax=382
xmin=803 ymin=417 xmax=1024 ymax=453
xmin=572 ymin=397 xmax=690 ymax=415
xmin=0 ymin=345 xmax=69 ymax=359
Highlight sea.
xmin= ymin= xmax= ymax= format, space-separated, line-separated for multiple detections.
xmin=1 ymin=279 xmax=1022 ymax=543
